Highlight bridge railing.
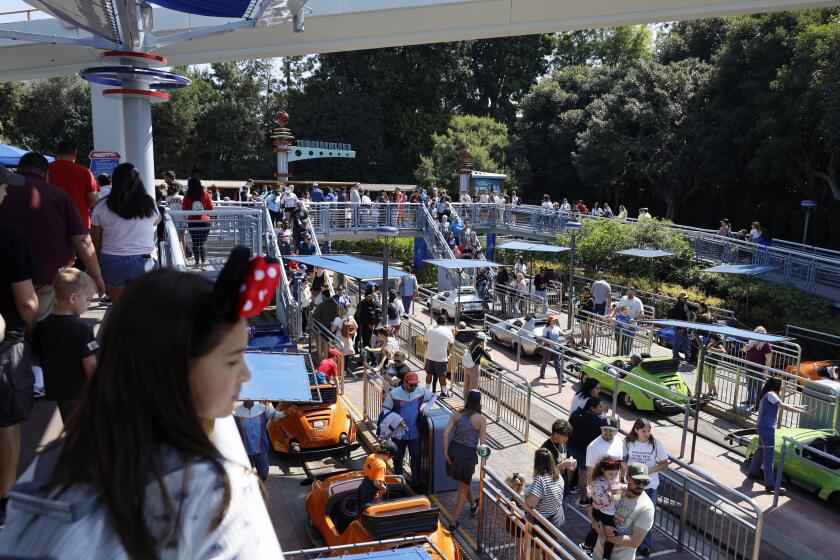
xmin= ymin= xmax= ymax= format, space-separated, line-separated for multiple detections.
xmin=571 ymin=309 xmax=654 ymax=357
xmin=306 ymin=202 xmax=423 ymax=237
xmin=262 ymin=203 xmax=301 ymax=337
xmin=160 ymin=210 xmax=187 ymax=270
xmin=167 ymin=208 xmax=264 ymax=269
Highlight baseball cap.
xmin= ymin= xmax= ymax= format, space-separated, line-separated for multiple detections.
xmin=0 ymin=164 xmax=24 ymax=187
xmin=547 ymin=315 xmax=555 ymax=322
xmin=627 ymin=462 xmax=651 ymax=481
xmin=476 ymin=332 xmax=489 ymax=340
xmin=404 ymin=372 xmax=419 ymax=384
xmin=602 ymin=417 xmax=620 ymax=430
xmin=630 ymin=353 xmax=642 ymax=362
xmin=467 ymin=390 xmax=481 ymax=403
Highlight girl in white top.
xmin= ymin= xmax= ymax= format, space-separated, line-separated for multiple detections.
xmin=623 ymin=417 xmax=669 ymax=552
xmin=514 ymin=257 xmax=527 ymax=276
xmin=0 ymin=251 xmax=282 ymax=559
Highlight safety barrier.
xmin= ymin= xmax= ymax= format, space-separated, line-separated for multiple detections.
xmin=658 ymin=456 xmax=764 ymax=559
xmin=262 ymin=202 xmax=301 ymax=337
xmin=361 ymin=357 xmax=391 ymax=425
xmin=784 ymin=323 xmax=840 ymax=355
xmin=167 ymin=208 xmax=264 ymax=269
xmin=394 ymin=315 xmax=532 ymax=442
xmin=573 ymin=276 xmax=735 ymax=323
xmin=570 ymin=309 xmax=654 ymax=357
xmin=478 ymin=467 xmax=590 ymax=560
xmin=309 ymin=319 xmax=347 ymax=395
xmin=450 ymin=202 xmax=567 ymax=238
xmin=488 ymin=284 xmax=550 ymax=320
xmin=307 ymin=201 xmax=424 ymax=238
xmin=160 ymin=211 xmax=187 ymax=270
xmin=283 ymin=535 xmax=449 ymax=558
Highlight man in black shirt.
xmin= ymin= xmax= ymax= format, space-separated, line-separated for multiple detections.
xmin=355 ymin=288 xmax=380 ymax=355
xmin=541 ymin=419 xmax=577 ymax=493
xmin=568 ymin=397 xmax=607 ymax=504
xmin=0 ymin=164 xmax=39 ymax=527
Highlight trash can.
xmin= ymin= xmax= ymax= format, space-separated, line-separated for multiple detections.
xmin=419 ymin=407 xmax=459 ymax=494
xmin=800 ymin=379 xmax=840 ymax=431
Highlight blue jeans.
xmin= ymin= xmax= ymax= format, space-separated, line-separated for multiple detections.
xmin=749 ymin=425 xmax=776 ymax=487
xmin=672 ymin=331 xmax=691 ymax=361
xmin=248 ymin=451 xmax=270 ymax=480
xmin=540 ymin=349 xmax=563 ymax=382
xmin=745 ymin=368 xmax=764 ymax=406
xmin=594 ymin=302 xmax=607 ymax=315
xmin=99 ymin=253 xmax=156 ymax=287
xmin=401 ymin=295 xmax=413 ymax=315
xmin=535 ymin=290 xmax=548 ymax=313
xmin=395 ymin=437 xmax=422 ymax=488
xmin=643 ymin=487 xmax=658 ymax=549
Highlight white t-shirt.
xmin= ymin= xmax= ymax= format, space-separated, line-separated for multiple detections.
xmin=586 ymin=435 xmax=626 ymax=468
xmin=624 ymin=439 xmax=669 ymax=489
xmin=332 ymin=316 xmax=357 ymax=355
xmin=424 ymin=324 xmax=454 ymax=363
xmin=571 ymin=392 xmax=590 ymax=413
xmin=387 ymin=298 xmax=405 ymax=327
xmin=749 ymin=228 xmax=761 ymax=240
xmin=91 ymin=202 xmax=159 ymax=256
xmin=593 ymin=491 xmax=655 ymax=560
xmin=617 ymin=296 xmax=644 ymax=320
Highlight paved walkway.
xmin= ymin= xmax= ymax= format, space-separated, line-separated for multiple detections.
xmin=397 ymin=303 xmax=840 ymax=560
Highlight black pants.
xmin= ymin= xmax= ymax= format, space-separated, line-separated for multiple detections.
xmin=188 ymin=222 xmax=210 ymax=263
xmin=585 ymin=508 xmax=616 ymax=558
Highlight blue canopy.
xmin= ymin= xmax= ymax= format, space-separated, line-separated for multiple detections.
xmin=284 ymin=254 xmax=408 ymax=280
xmin=616 ymin=249 xmax=674 ymax=258
xmin=423 ymin=259 xmax=503 ymax=269
xmin=0 ymin=144 xmax=54 ymax=167
xmin=702 ymin=264 xmax=779 ymax=276
xmin=241 ymin=352 xmax=313 ymax=401
xmin=151 ymin=1 xmax=254 ymax=18
xmin=647 ymin=320 xmax=788 ymax=343
xmin=497 ymin=240 xmax=570 ymax=253
xmin=338 ymin=550 xmax=433 ymax=560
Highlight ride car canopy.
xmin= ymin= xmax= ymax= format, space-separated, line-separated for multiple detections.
xmin=497 ymin=240 xmax=571 ymax=253
xmin=423 ymin=259 xmax=504 ymax=269
xmin=241 ymin=352 xmax=313 ymax=401
xmin=615 ymin=248 xmax=675 ymax=258
xmin=284 ymin=254 xmax=409 ymax=280
xmin=336 ymin=549 xmax=434 ymax=559
xmin=702 ymin=264 xmax=780 ymax=275
xmin=647 ymin=320 xmax=789 ymax=343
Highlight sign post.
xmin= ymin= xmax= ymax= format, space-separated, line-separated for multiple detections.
xmin=88 ymin=151 xmax=121 ymax=177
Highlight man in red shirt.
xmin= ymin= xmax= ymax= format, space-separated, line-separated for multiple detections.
xmin=48 ymin=140 xmax=99 ymax=230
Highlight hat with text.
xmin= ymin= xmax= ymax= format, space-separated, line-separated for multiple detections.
xmin=602 ymin=417 xmax=620 ymax=430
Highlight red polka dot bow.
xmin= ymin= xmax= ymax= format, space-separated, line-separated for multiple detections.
xmin=237 ymin=257 xmax=281 ymax=318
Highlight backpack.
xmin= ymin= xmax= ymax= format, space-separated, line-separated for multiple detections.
xmin=387 ymin=301 xmax=399 ymax=321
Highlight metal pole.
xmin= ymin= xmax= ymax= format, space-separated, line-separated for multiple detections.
xmin=476 ymin=458 xmax=487 ymax=551
xmin=801 ymin=210 xmax=811 ymax=245
xmin=381 ymin=239 xmax=389 ymax=327
xmin=455 ymin=268 xmax=462 ymax=327
xmin=567 ymin=233 xmax=576 ymax=329
xmin=680 ymin=400 xmax=690 ymax=458
xmin=690 ymin=346 xmax=707 ymax=463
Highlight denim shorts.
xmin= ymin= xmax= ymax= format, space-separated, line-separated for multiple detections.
xmin=99 ymin=253 xmax=156 ymax=287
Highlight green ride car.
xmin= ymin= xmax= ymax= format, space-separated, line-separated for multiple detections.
xmin=576 ymin=356 xmax=696 ymax=414
xmin=739 ymin=428 xmax=840 ymax=507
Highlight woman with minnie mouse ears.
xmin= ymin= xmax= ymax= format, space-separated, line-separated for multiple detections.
xmin=0 ymin=247 xmax=284 ymax=558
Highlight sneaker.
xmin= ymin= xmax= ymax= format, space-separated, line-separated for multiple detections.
xmin=568 ymin=486 xmax=580 ymax=495
xmin=470 ymin=501 xmax=479 ymax=516
xmin=638 ymin=547 xmax=651 ymax=557
xmin=765 ymin=486 xmax=786 ymax=495
xmin=578 ymin=542 xmax=593 ymax=556
xmin=33 ymin=386 xmax=46 ymax=399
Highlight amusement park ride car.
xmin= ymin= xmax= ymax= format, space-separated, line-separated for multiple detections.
xmin=488 ymin=315 xmax=552 ymax=356
xmin=305 ymin=470 xmax=461 ymax=559
xmin=429 ymin=286 xmax=486 ymax=322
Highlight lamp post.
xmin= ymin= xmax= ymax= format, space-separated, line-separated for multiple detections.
xmin=565 ymin=221 xmax=582 ymax=329
xmin=801 ymin=199 xmax=817 ymax=245
xmin=377 ymin=226 xmax=400 ymax=327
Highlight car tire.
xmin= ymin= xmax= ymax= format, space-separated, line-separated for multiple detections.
xmin=620 ymin=392 xmax=637 ymax=411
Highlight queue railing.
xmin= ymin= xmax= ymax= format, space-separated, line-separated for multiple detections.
xmin=262 ymin=202 xmax=301 ymax=337
xmin=477 ymin=467 xmax=590 ymax=560
xmin=361 ymin=355 xmax=390 ymax=426
xmin=160 ymin=210 xmax=187 ymax=271
xmin=570 ymin=309 xmax=654 ymax=357
xmin=487 ymin=284 xmax=552 ymax=320
xmin=307 ymin=201 xmax=424 ymax=238
xmin=394 ymin=315 xmax=532 ymax=442
xmin=658 ymin=456 xmax=764 ymax=559
xmin=784 ymin=323 xmax=840 ymax=355
xmin=167 ymin=208 xmax=264 ymax=269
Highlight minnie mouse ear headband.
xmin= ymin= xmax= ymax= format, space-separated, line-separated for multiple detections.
xmin=212 ymin=246 xmax=282 ymax=319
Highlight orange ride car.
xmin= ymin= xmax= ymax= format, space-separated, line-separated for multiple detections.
xmin=786 ymin=360 xmax=840 ymax=386
xmin=267 ymin=380 xmax=358 ymax=458
xmin=305 ymin=470 xmax=461 ymax=559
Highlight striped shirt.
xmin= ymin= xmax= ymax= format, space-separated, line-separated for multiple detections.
xmin=528 ymin=473 xmax=565 ymax=521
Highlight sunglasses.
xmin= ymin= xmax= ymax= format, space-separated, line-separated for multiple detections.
xmin=630 ymin=478 xmax=650 ymax=487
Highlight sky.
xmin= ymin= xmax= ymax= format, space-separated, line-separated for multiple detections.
xmin=0 ymin=1 xmax=50 ymax=24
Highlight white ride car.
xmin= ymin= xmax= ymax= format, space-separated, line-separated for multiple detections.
xmin=430 ymin=286 xmax=486 ymax=322
xmin=488 ymin=315 xmax=554 ymax=356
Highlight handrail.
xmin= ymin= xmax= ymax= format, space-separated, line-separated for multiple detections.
xmin=262 ymin=204 xmax=300 ymax=337
xmin=309 ymin=318 xmax=346 ymax=394
xmin=774 ymin=435 xmax=840 ymax=507
xmin=784 ymin=323 xmax=840 ymax=351
xmin=283 ymin=535 xmax=447 ymax=558
xmin=418 ymin=203 xmax=470 ymax=286
xmin=161 ymin=210 xmax=186 ymax=271
xmin=305 ymin=218 xmax=335 ymax=296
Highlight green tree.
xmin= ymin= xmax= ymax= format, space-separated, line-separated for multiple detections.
xmin=552 ymin=26 xmax=652 ymax=67
xmin=0 ymin=81 xmax=25 ymax=144
xmin=574 ymin=59 xmax=714 ymax=219
xmin=17 ymin=76 xmax=92 ymax=162
xmin=414 ymin=115 xmax=509 ymax=193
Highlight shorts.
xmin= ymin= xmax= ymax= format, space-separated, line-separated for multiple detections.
xmin=99 ymin=253 xmax=156 ymax=288
xmin=424 ymin=359 xmax=448 ymax=378
xmin=0 ymin=341 xmax=34 ymax=427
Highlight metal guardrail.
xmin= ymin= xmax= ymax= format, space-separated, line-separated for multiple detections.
xmin=307 ymin=201 xmax=424 ymax=238
xmin=571 ymin=309 xmax=654 ymax=357
xmin=283 ymin=535 xmax=448 ymax=558
xmin=262 ymin=202 xmax=301 ymax=337
xmin=773 ymin=435 xmax=840 ymax=507
xmin=167 ymin=208 xmax=264 ymax=269
xmin=361 ymin=356 xmax=390 ymax=425
xmin=784 ymin=324 xmax=840 ymax=353
xmin=659 ymin=455 xmax=764 ymax=559
xmin=394 ymin=315 xmax=532 ymax=442
xmin=309 ymin=319 xmax=347 ymax=395
xmin=478 ymin=467 xmax=590 ymax=560
xmin=160 ymin=210 xmax=187 ymax=271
